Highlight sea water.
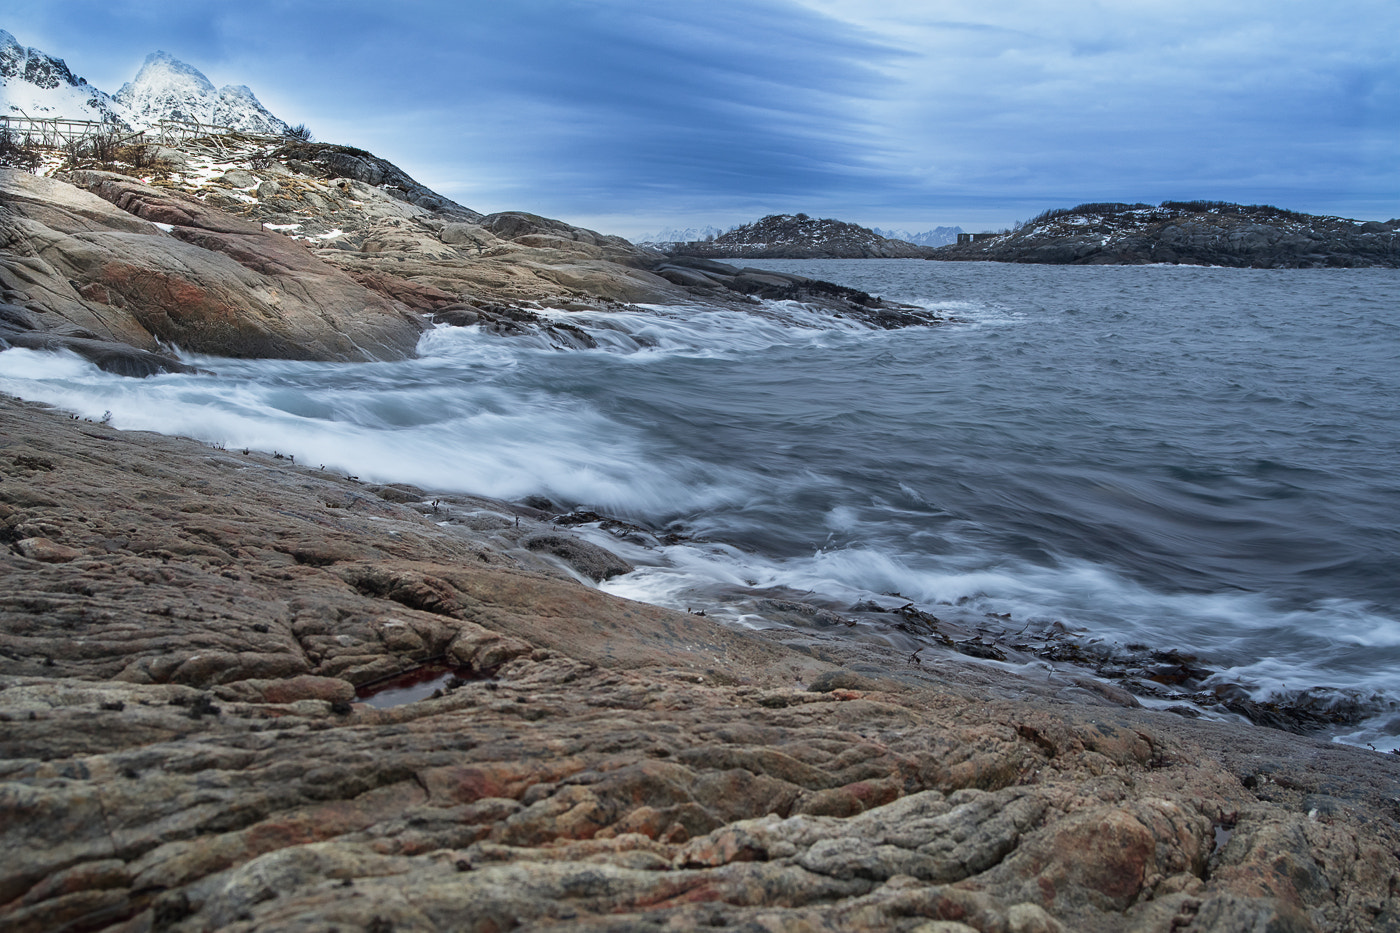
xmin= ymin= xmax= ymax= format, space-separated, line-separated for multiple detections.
xmin=2 ymin=261 xmax=1397 ymax=746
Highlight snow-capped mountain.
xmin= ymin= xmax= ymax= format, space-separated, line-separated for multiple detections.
xmin=871 ymin=226 xmax=965 ymax=247
xmin=0 ymin=28 xmax=126 ymax=123
xmin=631 ymin=225 xmax=733 ymax=245
xmin=1 ymin=31 xmax=288 ymax=134
xmin=114 ymin=51 xmax=287 ymax=134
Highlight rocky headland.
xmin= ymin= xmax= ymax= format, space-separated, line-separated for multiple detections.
xmin=931 ymin=201 xmax=1400 ymax=268
xmin=0 ymin=139 xmax=938 ymax=373
xmin=666 ymin=214 xmax=938 ymax=259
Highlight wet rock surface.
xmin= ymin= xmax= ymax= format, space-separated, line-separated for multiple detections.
xmin=649 ymin=256 xmax=946 ymax=328
xmin=3 ymin=395 xmax=1400 ymax=931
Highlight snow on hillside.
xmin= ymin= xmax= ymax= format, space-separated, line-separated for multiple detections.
xmin=1 ymin=33 xmax=289 ymax=134
xmin=115 ymin=51 xmax=288 ymax=134
xmin=0 ymin=28 xmax=126 ymax=123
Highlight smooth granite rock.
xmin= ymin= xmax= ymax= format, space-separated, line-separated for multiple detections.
xmin=0 ymin=169 xmax=426 ymax=362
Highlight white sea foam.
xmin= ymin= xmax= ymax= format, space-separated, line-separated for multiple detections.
xmin=0 ymin=344 xmax=744 ymax=514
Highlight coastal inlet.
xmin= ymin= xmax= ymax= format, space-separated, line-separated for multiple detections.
xmin=2 ymin=261 xmax=1397 ymax=747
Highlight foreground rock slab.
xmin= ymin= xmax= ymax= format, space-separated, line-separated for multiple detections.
xmin=2 ymin=395 xmax=1400 ymax=932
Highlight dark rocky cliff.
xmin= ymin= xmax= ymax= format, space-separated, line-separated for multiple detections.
xmin=932 ymin=201 xmax=1400 ymax=268
xmin=669 ymin=213 xmax=937 ymax=259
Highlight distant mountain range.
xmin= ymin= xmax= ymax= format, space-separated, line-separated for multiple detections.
xmin=0 ymin=29 xmax=287 ymax=134
xmin=871 ymin=226 xmax=963 ymax=248
xmin=633 ymin=225 xmax=734 ymax=245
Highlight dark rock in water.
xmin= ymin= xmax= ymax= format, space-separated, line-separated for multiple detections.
xmin=432 ymin=306 xmax=482 ymax=327
xmin=652 ymin=256 xmax=945 ymax=329
xmin=518 ymin=495 xmax=555 ymax=513
xmin=552 ymin=510 xmax=672 ymax=548
xmin=429 ymin=302 xmax=597 ymax=349
xmin=523 ymin=532 xmax=635 ymax=581
xmin=1203 ymin=683 xmax=1369 ymax=735
xmin=554 ymin=509 xmax=609 ymax=526
xmin=0 ymin=330 xmax=195 ymax=376
xmin=955 ymin=639 xmax=1008 ymax=662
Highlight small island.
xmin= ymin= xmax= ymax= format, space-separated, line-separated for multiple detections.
xmin=665 ymin=213 xmax=939 ymax=259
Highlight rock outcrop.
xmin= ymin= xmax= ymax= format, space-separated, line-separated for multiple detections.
xmin=3 ymin=395 xmax=1400 ymax=932
xmin=2 ymin=137 xmax=945 ymax=367
xmin=669 ymin=214 xmax=938 ymax=259
xmin=0 ymin=140 xmax=688 ymax=366
xmin=0 ymin=168 xmax=426 ymax=367
xmin=651 ymin=256 xmax=945 ymax=328
xmin=110 ymin=136 xmax=688 ymax=312
xmin=933 ymin=201 xmax=1400 ymax=268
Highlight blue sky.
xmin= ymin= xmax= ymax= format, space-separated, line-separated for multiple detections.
xmin=6 ymin=1 xmax=1398 ymax=237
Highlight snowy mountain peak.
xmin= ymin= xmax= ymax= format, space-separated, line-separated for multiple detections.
xmin=0 ymin=28 xmax=127 ymax=123
xmin=115 ymin=51 xmax=288 ymax=134
xmin=871 ymin=226 xmax=966 ymax=248
xmin=632 ymin=224 xmax=733 ymax=245
xmin=123 ymin=50 xmax=219 ymax=98
xmin=2 ymin=31 xmax=290 ymax=134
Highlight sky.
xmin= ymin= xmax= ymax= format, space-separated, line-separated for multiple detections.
xmin=5 ymin=1 xmax=1398 ymax=238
